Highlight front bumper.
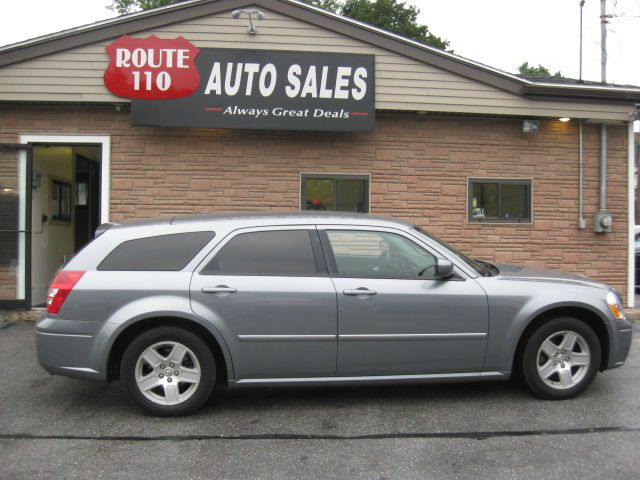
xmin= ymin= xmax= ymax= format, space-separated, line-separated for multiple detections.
xmin=36 ymin=314 xmax=108 ymax=382
xmin=605 ymin=315 xmax=633 ymax=369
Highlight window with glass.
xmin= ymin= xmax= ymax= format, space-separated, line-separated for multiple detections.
xmin=0 ymin=144 xmax=29 ymax=305
xmin=325 ymin=230 xmax=437 ymax=278
xmin=51 ymin=179 xmax=72 ymax=222
xmin=468 ymin=178 xmax=532 ymax=223
xmin=202 ymin=230 xmax=319 ymax=276
xmin=99 ymin=232 xmax=215 ymax=271
xmin=301 ymin=174 xmax=369 ymax=213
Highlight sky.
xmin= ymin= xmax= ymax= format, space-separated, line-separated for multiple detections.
xmin=0 ymin=0 xmax=639 ymax=87
xmin=414 ymin=0 xmax=640 ymax=86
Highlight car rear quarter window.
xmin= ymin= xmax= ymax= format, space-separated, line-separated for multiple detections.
xmin=98 ymin=231 xmax=215 ymax=271
xmin=201 ymin=230 xmax=318 ymax=276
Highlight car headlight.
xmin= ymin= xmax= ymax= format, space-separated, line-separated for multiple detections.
xmin=606 ymin=290 xmax=625 ymax=320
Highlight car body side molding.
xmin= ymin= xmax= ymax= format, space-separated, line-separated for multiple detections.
xmin=229 ymin=371 xmax=506 ymax=388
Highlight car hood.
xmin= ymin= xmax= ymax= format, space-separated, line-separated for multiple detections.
xmin=493 ymin=263 xmax=609 ymax=290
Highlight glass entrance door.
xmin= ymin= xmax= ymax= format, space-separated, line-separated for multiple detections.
xmin=0 ymin=144 xmax=31 ymax=308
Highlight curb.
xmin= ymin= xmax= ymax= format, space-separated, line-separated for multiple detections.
xmin=0 ymin=309 xmax=42 ymax=323
xmin=624 ymin=309 xmax=640 ymax=322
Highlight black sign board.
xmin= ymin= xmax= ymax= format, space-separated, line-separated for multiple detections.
xmin=132 ymin=49 xmax=375 ymax=132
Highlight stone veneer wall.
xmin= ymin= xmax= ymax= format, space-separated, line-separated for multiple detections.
xmin=0 ymin=107 xmax=630 ymax=301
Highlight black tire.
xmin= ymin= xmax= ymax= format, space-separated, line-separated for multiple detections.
xmin=521 ymin=317 xmax=601 ymax=400
xmin=120 ymin=326 xmax=216 ymax=416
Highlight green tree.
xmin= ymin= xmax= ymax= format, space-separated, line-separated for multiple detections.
xmin=108 ymin=0 xmax=450 ymax=50
xmin=518 ymin=62 xmax=562 ymax=78
xmin=340 ymin=0 xmax=448 ymax=50
xmin=108 ymin=0 xmax=184 ymax=15
xmin=303 ymin=0 xmax=342 ymax=11
xmin=305 ymin=0 xmax=448 ymax=50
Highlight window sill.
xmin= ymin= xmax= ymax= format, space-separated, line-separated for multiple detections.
xmin=468 ymin=219 xmax=533 ymax=225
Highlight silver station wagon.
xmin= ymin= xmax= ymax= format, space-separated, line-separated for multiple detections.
xmin=36 ymin=212 xmax=632 ymax=416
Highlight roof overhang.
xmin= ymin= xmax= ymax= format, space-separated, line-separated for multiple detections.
xmin=1 ymin=0 xmax=640 ymax=104
xmin=522 ymin=82 xmax=640 ymax=103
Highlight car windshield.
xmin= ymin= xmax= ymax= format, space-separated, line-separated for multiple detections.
xmin=412 ymin=226 xmax=488 ymax=276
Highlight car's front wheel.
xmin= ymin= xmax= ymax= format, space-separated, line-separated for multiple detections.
xmin=120 ymin=326 xmax=216 ymax=416
xmin=521 ymin=317 xmax=601 ymax=399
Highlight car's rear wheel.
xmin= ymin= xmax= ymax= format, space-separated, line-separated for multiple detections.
xmin=521 ymin=317 xmax=601 ymax=399
xmin=120 ymin=326 xmax=216 ymax=416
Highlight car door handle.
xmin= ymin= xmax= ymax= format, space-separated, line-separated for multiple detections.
xmin=343 ymin=288 xmax=377 ymax=296
xmin=202 ymin=286 xmax=237 ymax=294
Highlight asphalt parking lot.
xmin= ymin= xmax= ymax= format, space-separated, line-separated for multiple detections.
xmin=1 ymin=321 xmax=639 ymax=480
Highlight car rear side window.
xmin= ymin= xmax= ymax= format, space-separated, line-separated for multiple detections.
xmin=201 ymin=230 xmax=318 ymax=276
xmin=98 ymin=231 xmax=215 ymax=271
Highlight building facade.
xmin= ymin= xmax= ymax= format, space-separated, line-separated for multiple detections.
xmin=0 ymin=0 xmax=638 ymax=309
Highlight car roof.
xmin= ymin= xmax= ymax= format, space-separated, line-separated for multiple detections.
xmin=105 ymin=211 xmax=415 ymax=232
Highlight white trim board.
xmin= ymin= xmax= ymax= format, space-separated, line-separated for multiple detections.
xmin=627 ymin=122 xmax=635 ymax=308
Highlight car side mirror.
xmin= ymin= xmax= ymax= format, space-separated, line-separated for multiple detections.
xmin=435 ymin=258 xmax=454 ymax=279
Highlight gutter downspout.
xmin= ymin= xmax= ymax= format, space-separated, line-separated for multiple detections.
xmin=600 ymin=124 xmax=607 ymax=211
xmin=578 ymin=121 xmax=586 ymax=228
xmin=594 ymin=124 xmax=612 ymax=233
xmin=594 ymin=0 xmax=612 ymax=234
xmin=628 ymin=121 xmax=636 ymax=308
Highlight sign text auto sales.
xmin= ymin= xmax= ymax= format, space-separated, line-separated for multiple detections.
xmin=104 ymin=37 xmax=375 ymax=132
xmin=200 ymin=58 xmax=369 ymax=122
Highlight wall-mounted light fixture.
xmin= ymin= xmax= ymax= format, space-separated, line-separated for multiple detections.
xmin=231 ymin=8 xmax=266 ymax=35
xmin=522 ymin=120 xmax=540 ymax=133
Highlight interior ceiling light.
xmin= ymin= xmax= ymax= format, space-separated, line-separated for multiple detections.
xmin=231 ymin=8 xmax=266 ymax=35
xmin=559 ymin=117 xmax=571 ymax=122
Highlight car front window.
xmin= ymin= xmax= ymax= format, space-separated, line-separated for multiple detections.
xmin=326 ymin=230 xmax=437 ymax=278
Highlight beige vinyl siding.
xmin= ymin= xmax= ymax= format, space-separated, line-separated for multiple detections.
xmin=0 ymin=8 xmax=633 ymax=120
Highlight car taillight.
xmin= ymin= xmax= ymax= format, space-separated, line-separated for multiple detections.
xmin=47 ymin=270 xmax=85 ymax=314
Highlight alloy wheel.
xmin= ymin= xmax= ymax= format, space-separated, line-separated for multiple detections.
xmin=535 ymin=330 xmax=591 ymax=390
xmin=134 ymin=341 xmax=202 ymax=405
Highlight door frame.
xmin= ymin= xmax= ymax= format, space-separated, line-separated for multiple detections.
xmin=18 ymin=134 xmax=110 ymax=308
xmin=20 ymin=135 xmax=111 ymax=223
